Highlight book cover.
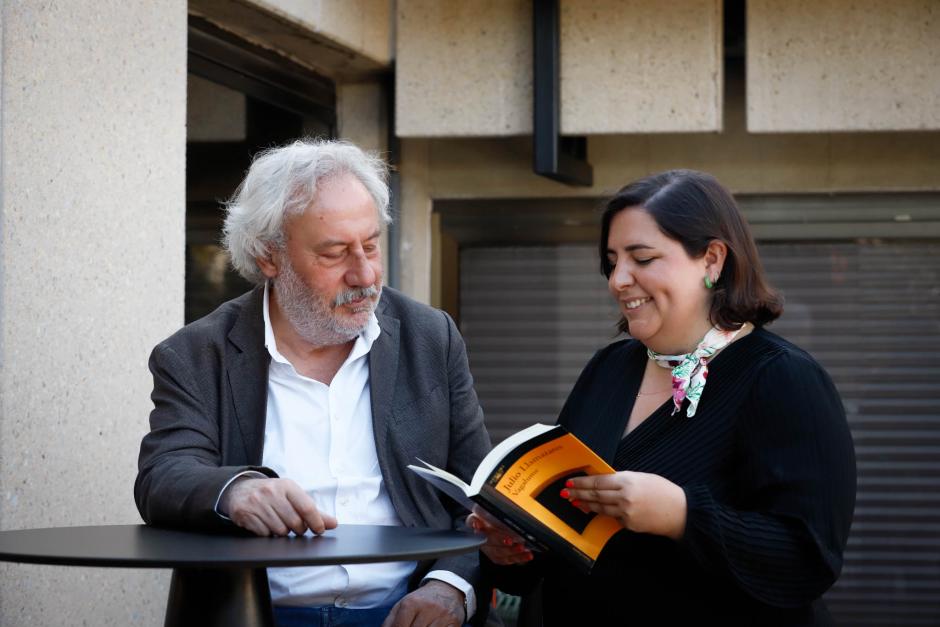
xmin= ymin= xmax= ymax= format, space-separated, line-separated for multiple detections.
xmin=409 ymin=424 xmax=622 ymax=572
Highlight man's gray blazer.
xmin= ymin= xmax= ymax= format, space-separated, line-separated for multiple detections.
xmin=135 ymin=285 xmax=492 ymax=612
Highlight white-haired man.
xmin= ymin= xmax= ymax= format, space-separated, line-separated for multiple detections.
xmin=135 ymin=139 xmax=492 ymax=626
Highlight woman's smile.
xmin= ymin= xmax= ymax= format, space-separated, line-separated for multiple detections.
xmin=622 ymin=297 xmax=651 ymax=311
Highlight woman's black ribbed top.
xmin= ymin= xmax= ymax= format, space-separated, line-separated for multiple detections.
xmin=485 ymin=328 xmax=856 ymax=626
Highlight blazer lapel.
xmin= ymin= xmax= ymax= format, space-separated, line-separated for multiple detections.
xmin=225 ymin=287 xmax=270 ymax=465
xmin=371 ymin=300 xmax=412 ymax=524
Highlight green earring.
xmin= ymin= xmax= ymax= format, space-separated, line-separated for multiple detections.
xmin=704 ymin=275 xmax=714 ymax=289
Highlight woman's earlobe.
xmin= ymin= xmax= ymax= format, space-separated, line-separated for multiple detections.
xmin=704 ymin=240 xmax=728 ymax=272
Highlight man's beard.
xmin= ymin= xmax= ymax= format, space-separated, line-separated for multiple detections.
xmin=273 ymin=259 xmax=381 ymax=347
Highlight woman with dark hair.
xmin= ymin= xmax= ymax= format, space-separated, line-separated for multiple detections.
xmin=470 ymin=170 xmax=856 ymax=625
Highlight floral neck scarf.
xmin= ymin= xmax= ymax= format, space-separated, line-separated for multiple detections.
xmin=646 ymin=326 xmax=744 ymax=417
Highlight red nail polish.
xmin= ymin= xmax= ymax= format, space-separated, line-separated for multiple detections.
xmin=514 ymin=544 xmax=526 ymax=553
xmin=565 ymin=479 xmax=574 ymax=488
xmin=571 ymin=499 xmax=580 ymax=507
xmin=502 ymin=537 xmax=513 ymax=546
xmin=560 ymin=489 xmax=570 ymax=499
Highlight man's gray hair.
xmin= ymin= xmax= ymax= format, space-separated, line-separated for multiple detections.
xmin=223 ymin=138 xmax=391 ymax=284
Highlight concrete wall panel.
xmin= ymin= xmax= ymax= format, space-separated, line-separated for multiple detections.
xmin=424 ymin=81 xmax=940 ymax=199
xmin=0 ymin=1 xmax=186 ymax=624
xmin=396 ymin=0 xmax=533 ymax=137
xmin=748 ymin=0 xmax=940 ymax=131
xmin=561 ymin=0 xmax=723 ymax=133
xmin=338 ymin=82 xmax=388 ymax=153
xmin=425 ymin=130 xmax=940 ymax=199
xmin=396 ymin=0 xmax=722 ymax=137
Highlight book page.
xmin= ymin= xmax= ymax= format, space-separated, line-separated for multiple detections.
xmin=469 ymin=423 xmax=557 ymax=492
xmin=408 ymin=464 xmax=475 ymax=510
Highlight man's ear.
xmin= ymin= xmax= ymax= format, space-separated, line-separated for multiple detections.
xmin=703 ymin=239 xmax=728 ymax=279
xmin=255 ymin=248 xmax=281 ymax=280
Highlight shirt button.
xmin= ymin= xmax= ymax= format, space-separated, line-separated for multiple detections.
xmin=336 ymin=598 xmax=348 ymax=608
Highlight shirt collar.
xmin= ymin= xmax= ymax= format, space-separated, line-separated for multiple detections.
xmin=262 ymin=281 xmax=381 ymax=368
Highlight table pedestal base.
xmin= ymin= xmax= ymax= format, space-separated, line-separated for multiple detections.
xmin=165 ymin=567 xmax=274 ymax=627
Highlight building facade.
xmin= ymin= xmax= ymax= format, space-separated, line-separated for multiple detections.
xmin=1 ymin=1 xmax=938 ymax=624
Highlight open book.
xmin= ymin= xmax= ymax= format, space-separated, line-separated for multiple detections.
xmin=408 ymin=423 xmax=622 ymax=573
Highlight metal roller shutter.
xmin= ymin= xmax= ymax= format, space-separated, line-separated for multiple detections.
xmin=459 ymin=245 xmax=620 ymax=443
xmin=459 ymin=239 xmax=940 ymax=625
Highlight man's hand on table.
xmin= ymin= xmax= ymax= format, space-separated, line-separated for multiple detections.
xmin=219 ymin=477 xmax=337 ymax=537
xmin=382 ymin=580 xmax=466 ymax=627
xmin=221 ymin=479 xmax=465 ymax=624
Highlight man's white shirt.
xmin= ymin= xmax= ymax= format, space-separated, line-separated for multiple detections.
xmin=216 ymin=283 xmax=475 ymax=614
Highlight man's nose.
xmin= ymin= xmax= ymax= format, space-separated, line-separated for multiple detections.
xmin=346 ymin=252 xmax=376 ymax=287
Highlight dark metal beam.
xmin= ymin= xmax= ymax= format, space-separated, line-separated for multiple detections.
xmin=533 ymin=0 xmax=592 ymax=187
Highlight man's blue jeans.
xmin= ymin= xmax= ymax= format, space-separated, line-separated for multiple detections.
xmin=273 ymin=605 xmax=395 ymax=627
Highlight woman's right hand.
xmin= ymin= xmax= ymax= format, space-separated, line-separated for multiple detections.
xmin=467 ymin=505 xmax=534 ymax=565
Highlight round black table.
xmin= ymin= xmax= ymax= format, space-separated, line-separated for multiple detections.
xmin=0 ymin=524 xmax=484 ymax=627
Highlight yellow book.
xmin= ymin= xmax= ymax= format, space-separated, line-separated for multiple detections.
xmin=408 ymin=423 xmax=622 ymax=573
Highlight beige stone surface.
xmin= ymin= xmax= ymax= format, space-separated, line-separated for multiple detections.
xmin=0 ymin=565 xmax=167 ymax=626
xmin=398 ymin=139 xmax=434 ymax=302
xmin=0 ymin=1 xmax=186 ymax=624
xmin=828 ymin=133 xmax=940 ymax=189
xmin=249 ymin=0 xmax=392 ymax=64
xmin=337 ymin=81 xmax=391 ymax=273
xmin=425 ymin=72 xmax=940 ymax=197
xmin=561 ymin=0 xmax=723 ymax=133
xmin=396 ymin=0 xmax=533 ymax=137
xmin=190 ymin=0 xmax=391 ymax=79
xmin=748 ymin=0 xmax=940 ymax=131
xmin=338 ymin=82 xmax=388 ymax=153
xmin=423 ymin=130 xmax=940 ymax=200
xmin=396 ymin=0 xmax=721 ymax=137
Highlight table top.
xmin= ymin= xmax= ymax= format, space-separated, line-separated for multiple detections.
xmin=0 ymin=524 xmax=484 ymax=569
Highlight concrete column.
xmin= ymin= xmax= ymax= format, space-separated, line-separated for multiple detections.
xmin=337 ymin=81 xmax=392 ymax=282
xmin=397 ymin=139 xmax=433 ymax=303
xmin=0 ymin=1 xmax=187 ymax=625
xmin=337 ymin=82 xmax=388 ymax=154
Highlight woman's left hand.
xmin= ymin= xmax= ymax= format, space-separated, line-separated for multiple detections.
xmin=564 ymin=471 xmax=688 ymax=540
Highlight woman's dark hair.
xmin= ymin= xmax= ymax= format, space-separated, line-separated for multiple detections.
xmin=600 ymin=169 xmax=783 ymax=333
